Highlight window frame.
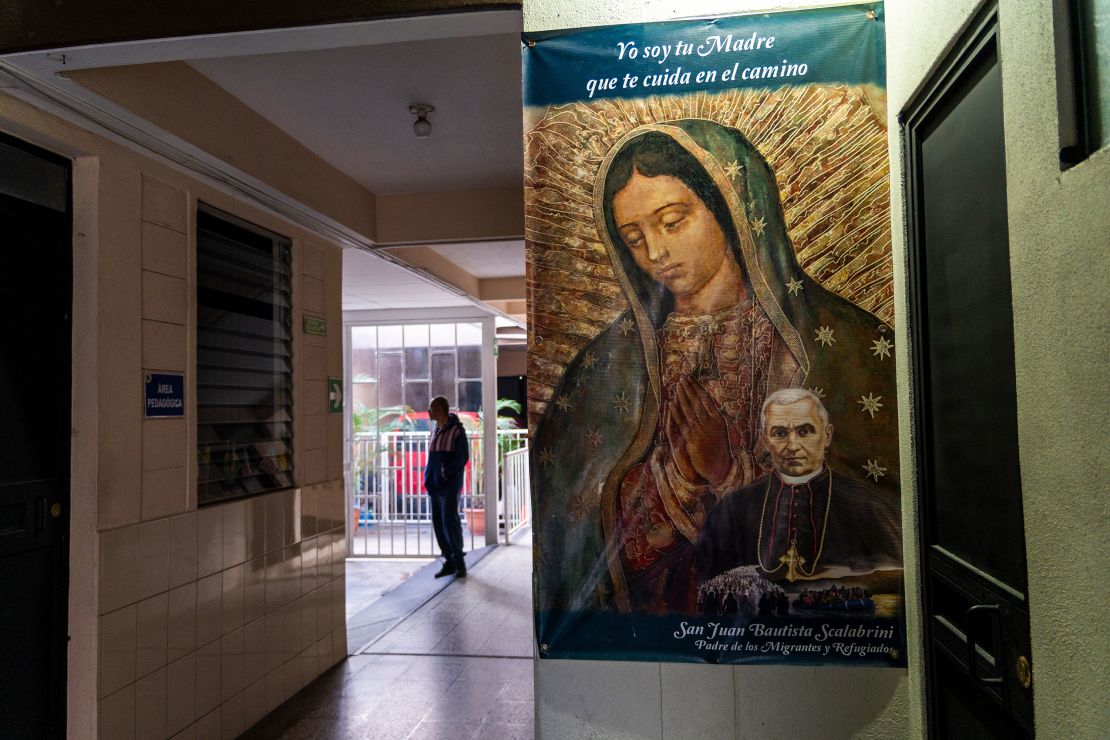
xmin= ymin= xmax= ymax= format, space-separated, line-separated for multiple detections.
xmin=1056 ymin=0 xmax=1108 ymax=167
xmin=195 ymin=203 xmax=295 ymax=506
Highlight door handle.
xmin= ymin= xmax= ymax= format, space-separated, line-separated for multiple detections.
xmin=966 ymin=603 xmax=1003 ymax=684
xmin=34 ymin=497 xmax=48 ymax=532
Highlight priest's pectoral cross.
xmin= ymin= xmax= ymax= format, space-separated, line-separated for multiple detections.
xmin=779 ymin=539 xmax=806 ymax=582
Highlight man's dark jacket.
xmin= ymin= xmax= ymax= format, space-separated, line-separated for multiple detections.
xmin=424 ymin=413 xmax=469 ymax=494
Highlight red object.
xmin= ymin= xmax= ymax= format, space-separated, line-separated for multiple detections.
xmin=465 ymin=507 xmax=485 ymax=533
xmin=379 ymin=411 xmax=479 ymax=497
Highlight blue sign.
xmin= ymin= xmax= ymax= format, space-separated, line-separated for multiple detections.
xmin=145 ymin=372 xmax=185 ymax=418
xmin=523 ymin=4 xmax=885 ymax=107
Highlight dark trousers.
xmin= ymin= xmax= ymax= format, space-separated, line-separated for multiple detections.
xmin=429 ymin=488 xmax=464 ymax=566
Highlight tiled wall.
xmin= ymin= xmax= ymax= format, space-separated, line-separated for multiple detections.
xmin=97 ymin=485 xmax=347 ymax=739
xmin=93 ymin=172 xmax=346 ymax=739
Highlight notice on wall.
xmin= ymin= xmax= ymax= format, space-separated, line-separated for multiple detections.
xmin=303 ymin=314 xmax=327 ymax=337
xmin=145 ymin=372 xmax=185 ymax=418
xmin=525 ymin=3 xmax=906 ymax=666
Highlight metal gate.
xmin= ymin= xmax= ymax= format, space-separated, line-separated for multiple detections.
xmin=347 ymin=429 xmax=527 ymax=557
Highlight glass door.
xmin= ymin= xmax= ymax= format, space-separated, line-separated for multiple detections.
xmin=346 ymin=321 xmax=485 ymax=557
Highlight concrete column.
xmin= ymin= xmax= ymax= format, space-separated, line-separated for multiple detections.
xmin=481 ymin=315 xmax=499 ymax=545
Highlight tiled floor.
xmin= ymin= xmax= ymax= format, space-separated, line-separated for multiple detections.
xmin=344 ymin=559 xmax=422 ymax=619
xmin=241 ymin=532 xmax=534 ymax=739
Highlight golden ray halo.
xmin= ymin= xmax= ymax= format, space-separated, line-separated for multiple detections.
xmin=525 ymin=85 xmax=892 ymax=425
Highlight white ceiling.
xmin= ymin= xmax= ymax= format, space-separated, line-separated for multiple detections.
xmin=426 ymin=240 xmax=525 ymax=279
xmin=342 ymin=248 xmax=474 ymax=311
xmin=185 ymin=20 xmax=528 ymax=314
xmin=189 ymin=32 xmax=523 ymax=195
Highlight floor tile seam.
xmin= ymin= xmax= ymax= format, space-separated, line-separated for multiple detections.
xmin=357 ymin=543 xmax=502 ymax=653
xmin=395 ymin=561 xmax=513 ymax=647
xmin=351 ymin=566 xmax=465 ymax=654
xmin=351 ymin=616 xmax=409 ymax=655
xmin=348 ymin=563 xmax=452 ymax=652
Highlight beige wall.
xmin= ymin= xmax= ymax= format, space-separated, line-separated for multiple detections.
xmin=525 ymin=0 xmax=1110 ymax=738
xmin=896 ymin=0 xmax=1107 ymax=735
xmin=889 ymin=0 xmax=1110 ymax=736
xmin=0 ymin=90 xmax=348 ymax=739
xmin=66 ymin=64 xmax=526 ymax=319
xmin=70 ymin=62 xmax=378 ymax=241
xmin=497 ymin=345 xmax=527 ymax=377
xmin=376 ymin=187 xmax=525 ymax=244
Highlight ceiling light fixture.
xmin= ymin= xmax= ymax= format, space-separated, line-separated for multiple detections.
xmin=410 ymin=104 xmax=434 ymax=138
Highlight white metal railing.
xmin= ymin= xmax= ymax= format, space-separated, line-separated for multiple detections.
xmin=347 ymin=428 xmax=529 ymax=557
xmin=496 ymin=428 xmax=529 ymax=455
xmin=501 ymin=445 xmax=530 ymax=543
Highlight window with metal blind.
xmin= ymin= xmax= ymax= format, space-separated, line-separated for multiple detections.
xmin=196 ymin=206 xmax=294 ymax=505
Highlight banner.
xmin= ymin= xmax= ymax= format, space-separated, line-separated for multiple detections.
xmin=525 ymin=3 xmax=906 ymax=666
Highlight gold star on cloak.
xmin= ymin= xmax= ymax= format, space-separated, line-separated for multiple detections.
xmin=567 ymin=491 xmax=595 ymax=521
xmin=809 ymin=387 xmax=825 ymax=399
xmin=723 ymin=160 xmax=743 ymax=180
xmin=863 ymin=459 xmax=887 ymax=482
xmin=858 ymin=393 xmax=883 ymax=418
xmin=612 ymin=391 xmax=630 ymax=415
xmin=815 ymin=326 xmax=836 ymax=347
xmin=538 ymin=447 xmax=555 ymax=468
xmin=786 ymin=278 xmax=803 ymax=296
xmin=871 ymin=337 xmax=893 ymax=360
xmin=751 ymin=216 xmax=767 ymax=236
xmin=619 ymin=317 xmax=635 ymax=336
xmin=555 ymin=395 xmax=573 ymax=413
xmin=585 ymin=428 xmax=603 ymax=448
xmin=582 ymin=352 xmax=598 ymax=370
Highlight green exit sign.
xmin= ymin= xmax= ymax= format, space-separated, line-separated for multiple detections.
xmin=328 ymin=377 xmax=343 ymax=414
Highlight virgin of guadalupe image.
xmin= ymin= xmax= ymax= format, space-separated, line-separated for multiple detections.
xmin=532 ymin=119 xmax=900 ymax=632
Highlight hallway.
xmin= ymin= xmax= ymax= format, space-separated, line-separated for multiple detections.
xmin=240 ymin=534 xmax=534 ymax=739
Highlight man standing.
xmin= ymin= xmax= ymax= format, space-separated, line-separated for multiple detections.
xmin=697 ymin=388 xmax=902 ymax=584
xmin=425 ymin=396 xmax=470 ymax=578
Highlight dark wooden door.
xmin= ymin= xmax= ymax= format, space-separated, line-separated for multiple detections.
xmin=0 ymin=134 xmax=71 ymax=738
xmin=904 ymin=8 xmax=1035 ymax=738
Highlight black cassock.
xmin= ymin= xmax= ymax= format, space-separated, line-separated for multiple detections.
xmin=696 ymin=468 xmax=902 ymax=583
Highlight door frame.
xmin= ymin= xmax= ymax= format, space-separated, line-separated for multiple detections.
xmin=0 ymin=130 xmax=73 ymax=737
xmin=0 ymin=121 xmax=99 ymax=739
xmin=901 ymin=3 xmax=1035 ymax=736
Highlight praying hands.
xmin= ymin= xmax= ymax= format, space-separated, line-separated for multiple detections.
xmin=664 ymin=376 xmax=732 ymax=487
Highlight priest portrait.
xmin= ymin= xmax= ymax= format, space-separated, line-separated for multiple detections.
xmin=697 ymin=388 xmax=902 ymax=584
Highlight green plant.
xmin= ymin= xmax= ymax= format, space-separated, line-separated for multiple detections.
xmin=352 ymin=402 xmax=417 ymax=435
xmin=462 ymin=399 xmax=524 ymax=512
xmin=351 ymin=402 xmax=418 ymax=506
xmin=495 ymin=397 xmax=523 ymax=429
xmin=475 ymin=396 xmax=522 ymax=430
